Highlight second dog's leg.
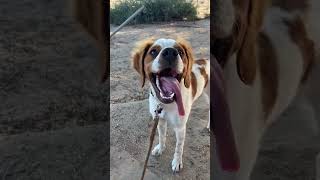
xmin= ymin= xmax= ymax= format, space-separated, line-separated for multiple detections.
xmin=172 ymin=126 xmax=186 ymax=172
xmin=152 ymin=118 xmax=167 ymax=156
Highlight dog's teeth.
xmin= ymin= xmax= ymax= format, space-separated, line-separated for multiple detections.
xmin=156 ymin=76 xmax=161 ymax=89
xmin=160 ymin=92 xmax=174 ymax=100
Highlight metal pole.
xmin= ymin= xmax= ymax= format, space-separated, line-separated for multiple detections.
xmin=110 ymin=6 xmax=145 ymax=38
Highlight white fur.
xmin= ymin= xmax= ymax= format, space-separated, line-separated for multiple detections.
xmin=147 ymin=39 xmax=210 ymax=172
xmin=262 ymin=8 xmax=304 ymax=126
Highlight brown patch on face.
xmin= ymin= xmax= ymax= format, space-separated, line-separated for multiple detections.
xmin=258 ymin=32 xmax=278 ymax=119
xmin=191 ymin=72 xmax=197 ymax=98
xmin=199 ymin=67 xmax=209 ymax=88
xmin=132 ymin=38 xmax=155 ymax=87
xmin=272 ymin=0 xmax=309 ymax=12
xmin=175 ymin=38 xmax=194 ymax=88
xmin=144 ymin=45 xmax=161 ymax=79
xmin=283 ymin=17 xmax=315 ymax=83
xmin=195 ymin=59 xmax=208 ymax=66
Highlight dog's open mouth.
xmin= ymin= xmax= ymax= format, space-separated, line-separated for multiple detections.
xmin=150 ymin=68 xmax=185 ymax=116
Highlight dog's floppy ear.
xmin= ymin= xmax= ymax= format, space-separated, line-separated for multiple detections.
xmin=210 ymin=54 xmax=240 ymax=171
xmin=176 ymin=38 xmax=194 ymax=88
xmin=71 ymin=0 xmax=107 ymax=83
xmin=132 ymin=38 xmax=155 ymax=88
xmin=236 ymin=0 xmax=270 ymax=85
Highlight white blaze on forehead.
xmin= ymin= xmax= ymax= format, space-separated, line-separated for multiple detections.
xmin=153 ymin=38 xmax=177 ymax=48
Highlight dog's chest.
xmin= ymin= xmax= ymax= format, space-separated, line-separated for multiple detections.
xmin=148 ymin=89 xmax=192 ymax=127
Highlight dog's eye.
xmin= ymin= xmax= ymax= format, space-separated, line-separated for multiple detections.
xmin=150 ymin=49 xmax=158 ymax=57
xmin=178 ymin=50 xmax=184 ymax=56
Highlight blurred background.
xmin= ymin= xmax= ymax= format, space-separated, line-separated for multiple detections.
xmin=0 ymin=0 xmax=108 ymax=179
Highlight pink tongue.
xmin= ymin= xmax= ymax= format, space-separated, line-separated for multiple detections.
xmin=159 ymin=77 xmax=185 ymax=116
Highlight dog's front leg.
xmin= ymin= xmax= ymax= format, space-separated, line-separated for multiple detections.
xmin=152 ymin=118 xmax=167 ymax=156
xmin=172 ymin=125 xmax=186 ymax=172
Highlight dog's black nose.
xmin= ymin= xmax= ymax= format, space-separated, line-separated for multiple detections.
xmin=161 ymin=48 xmax=178 ymax=62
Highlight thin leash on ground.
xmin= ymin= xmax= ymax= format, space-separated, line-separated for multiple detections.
xmin=140 ymin=104 xmax=163 ymax=180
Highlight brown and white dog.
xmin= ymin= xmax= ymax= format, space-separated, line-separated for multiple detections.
xmin=212 ymin=0 xmax=320 ymax=179
xmin=132 ymin=38 xmax=210 ymax=172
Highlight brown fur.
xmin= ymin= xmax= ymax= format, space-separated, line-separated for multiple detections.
xmin=284 ymin=17 xmax=315 ymax=83
xmin=144 ymin=45 xmax=161 ymax=70
xmin=176 ymin=38 xmax=194 ymax=88
xmin=212 ymin=0 xmax=252 ymax=67
xmin=132 ymin=38 xmax=155 ymax=87
xmin=72 ymin=0 xmax=107 ymax=82
xmin=199 ymin=67 xmax=209 ymax=88
xmin=191 ymin=72 xmax=197 ymax=98
xmin=195 ymin=59 xmax=209 ymax=88
xmin=195 ymin=59 xmax=208 ymax=66
xmin=213 ymin=0 xmax=271 ymax=85
xmin=236 ymin=0 xmax=270 ymax=85
xmin=258 ymin=32 xmax=279 ymax=119
xmin=212 ymin=0 xmax=251 ymax=67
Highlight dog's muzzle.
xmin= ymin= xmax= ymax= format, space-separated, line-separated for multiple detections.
xmin=149 ymin=47 xmax=185 ymax=116
xmin=159 ymin=47 xmax=179 ymax=70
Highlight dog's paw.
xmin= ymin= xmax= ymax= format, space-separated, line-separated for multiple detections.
xmin=171 ymin=157 xmax=183 ymax=173
xmin=152 ymin=144 xmax=165 ymax=156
